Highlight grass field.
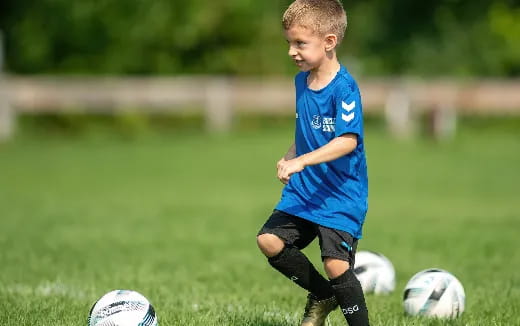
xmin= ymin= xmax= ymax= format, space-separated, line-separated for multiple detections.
xmin=0 ymin=118 xmax=519 ymax=325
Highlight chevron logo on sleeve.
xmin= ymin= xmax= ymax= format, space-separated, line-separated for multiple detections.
xmin=341 ymin=100 xmax=356 ymax=122
xmin=342 ymin=100 xmax=356 ymax=112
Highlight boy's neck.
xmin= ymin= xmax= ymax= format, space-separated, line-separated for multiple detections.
xmin=307 ymin=57 xmax=341 ymax=90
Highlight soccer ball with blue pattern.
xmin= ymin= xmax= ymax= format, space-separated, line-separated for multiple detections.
xmin=88 ymin=290 xmax=158 ymax=326
xmin=353 ymin=251 xmax=396 ymax=294
xmin=403 ymin=269 xmax=465 ymax=318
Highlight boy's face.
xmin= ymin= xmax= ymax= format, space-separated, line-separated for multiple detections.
xmin=284 ymin=25 xmax=331 ymax=72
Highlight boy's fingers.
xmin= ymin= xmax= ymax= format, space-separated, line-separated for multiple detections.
xmin=277 ymin=166 xmax=290 ymax=184
xmin=277 ymin=162 xmax=295 ymax=184
xmin=277 ymin=158 xmax=286 ymax=169
xmin=278 ymin=174 xmax=288 ymax=184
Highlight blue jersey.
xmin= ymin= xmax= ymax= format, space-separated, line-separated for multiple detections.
xmin=275 ymin=65 xmax=368 ymax=238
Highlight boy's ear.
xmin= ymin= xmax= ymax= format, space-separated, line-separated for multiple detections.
xmin=324 ymin=34 xmax=338 ymax=51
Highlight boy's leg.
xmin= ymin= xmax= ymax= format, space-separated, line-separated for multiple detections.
xmin=318 ymin=227 xmax=370 ymax=326
xmin=328 ymin=262 xmax=369 ymax=326
xmin=257 ymin=210 xmax=334 ymax=300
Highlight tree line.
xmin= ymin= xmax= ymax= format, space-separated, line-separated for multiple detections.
xmin=0 ymin=0 xmax=518 ymax=76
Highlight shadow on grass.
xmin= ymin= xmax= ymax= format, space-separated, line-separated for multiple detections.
xmin=217 ymin=313 xmax=298 ymax=326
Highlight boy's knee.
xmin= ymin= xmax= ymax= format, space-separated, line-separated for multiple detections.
xmin=323 ymin=257 xmax=351 ymax=279
xmin=257 ymin=233 xmax=285 ymax=258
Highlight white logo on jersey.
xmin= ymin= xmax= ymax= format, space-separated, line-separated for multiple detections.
xmin=341 ymin=100 xmax=356 ymax=122
xmin=342 ymin=112 xmax=355 ymax=122
xmin=322 ymin=117 xmax=335 ymax=132
xmin=342 ymin=100 xmax=356 ymax=112
xmin=311 ymin=115 xmax=321 ymax=129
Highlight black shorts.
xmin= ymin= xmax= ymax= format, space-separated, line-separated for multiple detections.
xmin=258 ymin=210 xmax=358 ymax=265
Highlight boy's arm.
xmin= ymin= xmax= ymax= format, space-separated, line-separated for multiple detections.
xmin=276 ymin=143 xmax=296 ymax=176
xmin=277 ymin=134 xmax=357 ymax=184
xmin=283 ymin=143 xmax=297 ymax=160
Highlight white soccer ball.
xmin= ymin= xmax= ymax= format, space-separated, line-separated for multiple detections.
xmin=353 ymin=251 xmax=395 ymax=294
xmin=403 ymin=268 xmax=465 ymax=318
xmin=88 ymin=290 xmax=158 ymax=326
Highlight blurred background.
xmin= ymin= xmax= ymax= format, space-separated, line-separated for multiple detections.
xmin=0 ymin=1 xmax=519 ymax=325
xmin=1 ymin=0 xmax=519 ymax=76
xmin=0 ymin=0 xmax=519 ymax=138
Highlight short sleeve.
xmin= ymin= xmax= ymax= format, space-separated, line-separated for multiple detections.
xmin=335 ymin=83 xmax=363 ymax=138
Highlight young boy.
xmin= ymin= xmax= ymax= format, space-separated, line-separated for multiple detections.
xmin=256 ymin=1 xmax=369 ymax=325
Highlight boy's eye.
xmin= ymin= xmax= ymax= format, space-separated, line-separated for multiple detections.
xmin=286 ymin=40 xmax=306 ymax=47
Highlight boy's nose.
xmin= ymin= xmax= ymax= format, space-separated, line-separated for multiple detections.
xmin=288 ymin=46 xmax=297 ymax=57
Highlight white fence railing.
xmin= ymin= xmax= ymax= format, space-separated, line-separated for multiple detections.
xmin=0 ymin=75 xmax=519 ymax=140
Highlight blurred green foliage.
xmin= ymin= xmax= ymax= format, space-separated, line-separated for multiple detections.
xmin=0 ymin=0 xmax=518 ymax=76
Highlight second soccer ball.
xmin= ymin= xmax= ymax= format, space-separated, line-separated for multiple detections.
xmin=353 ymin=251 xmax=396 ymax=294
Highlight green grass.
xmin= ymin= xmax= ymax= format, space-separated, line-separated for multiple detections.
xmin=0 ymin=119 xmax=519 ymax=325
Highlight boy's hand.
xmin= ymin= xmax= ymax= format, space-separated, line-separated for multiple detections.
xmin=277 ymin=157 xmax=305 ymax=184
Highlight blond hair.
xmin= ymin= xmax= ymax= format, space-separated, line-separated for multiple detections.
xmin=282 ymin=0 xmax=347 ymax=43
